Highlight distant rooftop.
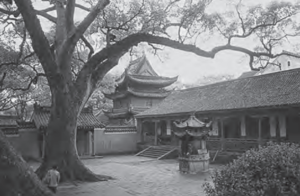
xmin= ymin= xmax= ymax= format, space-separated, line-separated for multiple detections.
xmin=31 ymin=104 xmax=105 ymax=129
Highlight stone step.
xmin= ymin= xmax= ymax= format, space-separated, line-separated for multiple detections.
xmin=138 ymin=153 xmax=161 ymax=158
xmin=136 ymin=146 xmax=177 ymax=159
xmin=141 ymin=152 xmax=167 ymax=156
xmin=152 ymin=146 xmax=176 ymax=150
xmin=145 ymin=149 xmax=170 ymax=153
xmin=137 ymin=152 xmax=166 ymax=157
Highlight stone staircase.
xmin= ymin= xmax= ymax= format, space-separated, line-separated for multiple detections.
xmin=136 ymin=145 xmax=178 ymax=159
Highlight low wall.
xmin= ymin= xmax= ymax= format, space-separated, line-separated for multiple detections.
xmin=94 ymin=126 xmax=137 ymax=155
xmin=7 ymin=128 xmax=41 ymax=160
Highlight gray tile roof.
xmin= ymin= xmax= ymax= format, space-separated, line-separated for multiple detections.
xmin=136 ymin=68 xmax=300 ymax=118
xmin=32 ymin=106 xmax=105 ymax=129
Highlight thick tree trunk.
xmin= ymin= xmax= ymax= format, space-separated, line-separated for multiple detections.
xmin=0 ymin=131 xmax=53 ymax=196
xmin=35 ymin=84 xmax=111 ymax=182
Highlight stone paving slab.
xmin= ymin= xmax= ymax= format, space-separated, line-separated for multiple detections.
xmin=29 ymin=155 xmax=221 ymax=196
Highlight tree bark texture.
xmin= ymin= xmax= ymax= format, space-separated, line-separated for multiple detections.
xmin=14 ymin=0 xmax=111 ymax=182
xmin=0 ymin=131 xmax=53 ymax=196
xmin=35 ymin=80 xmax=111 ymax=182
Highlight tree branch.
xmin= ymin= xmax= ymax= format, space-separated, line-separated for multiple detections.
xmin=78 ymin=32 xmax=300 ymax=89
xmin=66 ymin=0 xmax=76 ymax=32
xmin=55 ymin=1 xmax=67 ymax=51
xmin=8 ymin=73 xmax=46 ymax=91
xmin=66 ymin=0 xmax=110 ymax=51
xmin=75 ymin=3 xmax=90 ymax=12
xmin=236 ymin=1 xmax=245 ymax=35
xmin=108 ymin=0 xmax=145 ymax=32
xmin=228 ymin=12 xmax=296 ymax=44
xmin=0 ymin=6 xmax=56 ymax=20
xmin=0 ymin=72 xmax=7 ymax=89
xmin=80 ymin=36 xmax=94 ymax=59
xmin=14 ymin=0 xmax=58 ymax=86
xmin=39 ymin=6 xmax=55 ymax=13
xmin=35 ymin=10 xmax=56 ymax=23
xmin=16 ymin=27 xmax=27 ymax=64
xmin=0 ymin=7 xmax=18 ymax=17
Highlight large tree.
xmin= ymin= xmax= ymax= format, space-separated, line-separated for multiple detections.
xmin=0 ymin=0 xmax=300 ymax=189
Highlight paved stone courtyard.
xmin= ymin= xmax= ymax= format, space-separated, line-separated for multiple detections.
xmin=30 ymin=155 xmax=221 ymax=196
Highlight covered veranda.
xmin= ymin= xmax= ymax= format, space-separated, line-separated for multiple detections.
xmin=136 ymin=68 xmax=300 ymax=153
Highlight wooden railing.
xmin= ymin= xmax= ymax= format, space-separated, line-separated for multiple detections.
xmin=207 ymin=138 xmax=271 ymax=152
xmin=207 ymin=137 xmax=294 ymax=153
xmin=223 ymin=138 xmax=259 ymax=152
xmin=206 ymin=137 xmax=222 ymax=150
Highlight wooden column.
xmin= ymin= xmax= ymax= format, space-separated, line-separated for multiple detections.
xmin=136 ymin=119 xmax=143 ymax=143
xmin=86 ymin=131 xmax=91 ymax=155
xmin=87 ymin=130 xmax=94 ymax=155
xmin=220 ymin=118 xmax=225 ymax=150
xmin=154 ymin=121 xmax=158 ymax=146
xmin=279 ymin=115 xmax=287 ymax=139
xmin=166 ymin=120 xmax=171 ymax=135
xmin=212 ymin=118 xmax=219 ymax=136
xmin=91 ymin=130 xmax=95 ymax=156
xmin=240 ymin=116 xmax=246 ymax=138
xmin=258 ymin=118 xmax=262 ymax=146
xmin=269 ymin=116 xmax=276 ymax=138
xmin=178 ymin=139 xmax=182 ymax=156
xmin=157 ymin=122 xmax=161 ymax=135
xmin=201 ymin=140 xmax=206 ymax=150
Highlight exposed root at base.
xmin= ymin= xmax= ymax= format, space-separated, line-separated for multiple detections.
xmin=35 ymin=159 xmax=113 ymax=183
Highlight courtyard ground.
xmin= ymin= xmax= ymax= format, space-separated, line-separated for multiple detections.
xmin=30 ymin=155 xmax=222 ymax=196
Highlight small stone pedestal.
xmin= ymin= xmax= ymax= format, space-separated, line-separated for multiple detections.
xmin=179 ymin=149 xmax=210 ymax=174
xmin=173 ymin=115 xmax=212 ymax=174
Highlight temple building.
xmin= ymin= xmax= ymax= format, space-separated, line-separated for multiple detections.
xmin=104 ymin=55 xmax=178 ymax=126
xmin=136 ymin=66 xmax=300 ymax=160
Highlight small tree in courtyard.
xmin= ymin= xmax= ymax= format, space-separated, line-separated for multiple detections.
xmin=204 ymin=142 xmax=300 ymax=196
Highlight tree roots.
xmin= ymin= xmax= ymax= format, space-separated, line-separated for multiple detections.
xmin=35 ymin=157 xmax=113 ymax=183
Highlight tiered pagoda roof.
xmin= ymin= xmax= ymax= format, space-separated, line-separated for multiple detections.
xmin=104 ymin=87 xmax=171 ymax=100
xmin=104 ymin=55 xmax=177 ymax=120
xmin=173 ymin=115 xmax=211 ymax=138
xmin=116 ymin=71 xmax=178 ymax=89
xmin=105 ymin=55 xmax=178 ymax=100
xmin=104 ymin=104 xmax=151 ymax=119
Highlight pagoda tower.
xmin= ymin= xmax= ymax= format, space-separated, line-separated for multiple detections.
xmin=104 ymin=55 xmax=178 ymax=125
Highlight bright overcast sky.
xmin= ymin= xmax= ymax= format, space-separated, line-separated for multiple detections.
xmin=32 ymin=0 xmax=298 ymax=84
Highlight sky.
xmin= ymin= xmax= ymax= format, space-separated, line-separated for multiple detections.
xmin=112 ymin=0 xmax=298 ymax=84
xmin=32 ymin=0 xmax=298 ymax=84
